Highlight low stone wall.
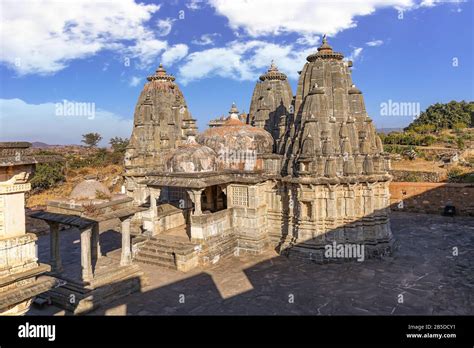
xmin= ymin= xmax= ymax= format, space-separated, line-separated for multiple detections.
xmin=389 ymin=182 xmax=474 ymax=216
xmin=389 ymin=170 xmax=444 ymax=183
xmin=190 ymin=208 xmax=233 ymax=239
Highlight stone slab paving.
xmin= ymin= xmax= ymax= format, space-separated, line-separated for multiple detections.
xmin=28 ymin=212 xmax=473 ymax=315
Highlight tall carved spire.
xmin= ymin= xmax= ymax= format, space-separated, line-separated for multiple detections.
xmin=285 ymin=38 xmax=389 ymax=177
xmin=249 ymin=61 xmax=294 ymax=153
xmin=125 ymin=64 xmax=196 ymax=174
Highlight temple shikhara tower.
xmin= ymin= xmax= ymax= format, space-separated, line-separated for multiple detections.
xmin=124 ymin=37 xmax=393 ymax=272
xmin=125 ymin=64 xmax=198 ymax=175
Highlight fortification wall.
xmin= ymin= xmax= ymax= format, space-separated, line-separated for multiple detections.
xmin=389 ymin=182 xmax=474 ymax=216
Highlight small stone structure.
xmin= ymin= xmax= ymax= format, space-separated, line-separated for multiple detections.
xmin=0 ymin=142 xmax=59 ymax=315
xmin=30 ymin=181 xmax=147 ymax=314
xmin=125 ymin=37 xmax=393 ymax=272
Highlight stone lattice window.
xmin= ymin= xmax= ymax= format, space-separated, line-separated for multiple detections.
xmin=232 ymin=186 xmax=248 ymax=207
xmin=168 ymin=187 xmax=186 ymax=203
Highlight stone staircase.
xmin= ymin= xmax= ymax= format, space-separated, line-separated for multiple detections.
xmin=133 ymin=228 xmax=200 ymax=271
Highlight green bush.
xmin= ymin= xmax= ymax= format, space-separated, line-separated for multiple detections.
xmin=453 ymin=122 xmax=467 ymax=132
xmin=381 ymin=131 xmax=439 ymax=146
xmin=404 ymin=173 xmax=422 ymax=182
xmin=67 ymin=148 xmax=112 ymax=169
xmin=421 ymin=135 xmax=436 ymax=146
xmin=31 ymin=162 xmax=65 ymax=190
xmin=447 ymin=167 xmax=463 ymax=183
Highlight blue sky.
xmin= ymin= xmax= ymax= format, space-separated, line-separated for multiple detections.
xmin=0 ymin=0 xmax=472 ymax=145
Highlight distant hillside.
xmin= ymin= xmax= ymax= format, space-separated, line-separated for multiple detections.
xmin=376 ymin=128 xmax=403 ymax=134
xmin=31 ymin=141 xmax=55 ymax=148
xmin=406 ymin=100 xmax=473 ymax=131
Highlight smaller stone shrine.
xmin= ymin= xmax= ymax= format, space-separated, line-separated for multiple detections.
xmin=30 ymin=178 xmax=148 ymax=314
xmin=0 ymin=142 xmax=59 ymax=315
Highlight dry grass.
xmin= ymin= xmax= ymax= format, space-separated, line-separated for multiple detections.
xmin=391 ymin=159 xmax=447 ymax=173
xmin=26 ymin=164 xmax=124 ymax=208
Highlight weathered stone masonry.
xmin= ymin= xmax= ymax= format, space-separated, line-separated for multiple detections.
xmin=125 ymin=37 xmax=393 ymax=271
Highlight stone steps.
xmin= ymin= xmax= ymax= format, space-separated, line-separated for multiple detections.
xmin=134 ymin=234 xmax=199 ymax=271
xmin=146 ymin=239 xmax=196 ymax=254
xmin=133 ymin=255 xmax=177 ymax=270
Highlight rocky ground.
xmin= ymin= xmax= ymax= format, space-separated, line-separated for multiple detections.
xmin=28 ymin=212 xmax=473 ymax=315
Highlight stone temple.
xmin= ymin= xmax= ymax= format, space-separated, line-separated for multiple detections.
xmin=123 ymin=37 xmax=393 ymax=272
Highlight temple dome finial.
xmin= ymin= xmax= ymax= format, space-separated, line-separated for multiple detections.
xmin=306 ymin=35 xmax=344 ymax=62
xmin=229 ymin=102 xmax=239 ymax=118
xmin=259 ymin=60 xmax=287 ymax=81
xmin=147 ymin=63 xmax=175 ymax=82
xmin=269 ymin=60 xmax=277 ymax=71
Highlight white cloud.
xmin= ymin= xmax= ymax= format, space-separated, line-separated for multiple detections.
xmin=129 ymin=76 xmax=142 ymax=87
xmin=186 ymin=0 xmax=204 ymax=10
xmin=0 ymin=0 xmax=189 ymax=75
xmin=192 ymin=33 xmax=220 ymax=46
xmin=127 ymin=38 xmax=168 ymax=69
xmin=161 ymin=44 xmax=189 ymax=66
xmin=156 ymin=18 xmax=175 ymax=37
xmin=0 ymin=0 xmax=162 ymax=75
xmin=0 ymin=98 xmax=132 ymax=146
xmin=208 ymin=0 xmax=422 ymax=37
xmin=178 ymin=40 xmax=316 ymax=84
xmin=296 ymin=35 xmax=321 ymax=46
xmin=347 ymin=47 xmax=363 ymax=62
xmin=366 ymin=40 xmax=384 ymax=47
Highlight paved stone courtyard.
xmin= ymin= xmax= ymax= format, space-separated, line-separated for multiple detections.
xmin=28 ymin=212 xmax=473 ymax=315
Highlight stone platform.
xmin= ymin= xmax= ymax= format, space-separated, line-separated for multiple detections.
xmin=32 ymin=226 xmax=147 ymax=315
xmin=28 ymin=212 xmax=474 ymax=315
xmin=42 ymin=256 xmax=146 ymax=315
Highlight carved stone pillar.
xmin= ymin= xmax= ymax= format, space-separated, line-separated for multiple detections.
xmin=187 ymin=189 xmax=204 ymax=216
xmin=48 ymin=221 xmax=62 ymax=273
xmin=150 ymin=187 xmax=161 ymax=218
xmin=80 ymin=227 xmax=93 ymax=282
xmin=120 ymin=217 xmax=132 ymax=266
xmin=91 ymin=223 xmax=101 ymax=261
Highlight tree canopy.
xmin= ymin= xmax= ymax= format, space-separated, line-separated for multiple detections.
xmin=81 ymin=132 xmax=102 ymax=148
xmin=405 ymin=100 xmax=473 ymax=132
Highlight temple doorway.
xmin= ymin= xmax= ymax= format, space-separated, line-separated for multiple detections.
xmin=201 ymin=185 xmax=227 ymax=214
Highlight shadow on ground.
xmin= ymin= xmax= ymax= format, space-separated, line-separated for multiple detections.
xmin=39 ymin=211 xmax=470 ymax=315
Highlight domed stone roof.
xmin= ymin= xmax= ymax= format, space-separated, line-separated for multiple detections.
xmin=69 ymin=179 xmax=110 ymax=200
xmin=306 ymin=35 xmax=344 ymax=62
xmin=165 ymin=136 xmax=217 ymax=173
xmin=197 ymin=103 xmax=274 ymax=156
xmin=259 ymin=61 xmax=287 ymax=81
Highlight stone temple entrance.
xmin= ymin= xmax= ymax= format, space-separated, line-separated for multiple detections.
xmin=201 ymin=185 xmax=227 ymax=214
xmin=132 ymin=183 xmax=234 ymax=272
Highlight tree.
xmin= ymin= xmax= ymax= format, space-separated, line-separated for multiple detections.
xmin=109 ymin=137 xmax=129 ymax=153
xmin=109 ymin=137 xmax=129 ymax=164
xmin=81 ymin=133 xmax=102 ymax=148
xmin=405 ymin=101 xmax=473 ymax=132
